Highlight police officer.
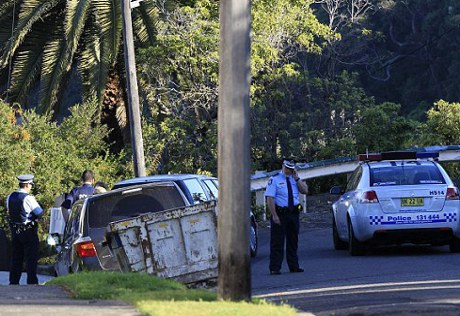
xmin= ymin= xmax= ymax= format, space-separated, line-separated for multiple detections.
xmin=6 ymin=174 xmax=44 ymax=285
xmin=61 ymin=169 xmax=95 ymax=210
xmin=265 ymin=159 xmax=308 ymax=275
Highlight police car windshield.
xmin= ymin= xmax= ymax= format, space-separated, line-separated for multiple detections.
xmin=370 ymin=163 xmax=445 ymax=187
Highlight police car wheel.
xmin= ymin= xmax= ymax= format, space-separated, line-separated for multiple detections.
xmin=449 ymin=237 xmax=460 ymax=253
xmin=348 ymin=220 xmax=365 ymax=256
xmin=333 ymin=217 xmax=348 ymax=250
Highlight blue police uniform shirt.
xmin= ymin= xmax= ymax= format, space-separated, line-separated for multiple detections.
xmin=6 ymin=189 xmax=44 ymax=224
xmin=61 ymin=183 xmax=95 ymax=209
xmin=265 ymin=172 xmax=300 ymax=207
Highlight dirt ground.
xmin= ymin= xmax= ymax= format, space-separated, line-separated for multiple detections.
xmin=301 ymin=193 xmax=333 ymax=229
xmin=258 ymin=193 xmax=333 ymax=229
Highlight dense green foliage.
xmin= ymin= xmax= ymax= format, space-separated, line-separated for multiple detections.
xmin=136 ymin=0 xmax=438 ymax=175
xmin=1 ymin=0 xmax=460 ymax=182
xmin=0 ymin=98 xmax=130 ymax=239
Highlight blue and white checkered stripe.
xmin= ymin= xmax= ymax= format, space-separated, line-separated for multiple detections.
xmin=369 ymin=215 xmax=384 ymax=225
xmin=444 ymin=213 xmax=457 ymax=222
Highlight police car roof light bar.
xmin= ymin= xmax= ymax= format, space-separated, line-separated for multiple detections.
xmin=415 ymin=151 xmax=439 ymax=159
xmin=381 ymin=151 xmax=417 ymax=160
xmin=358 ymin=153 xmax=381 ymax=162
xmin=358 ymin=151 xmax=440 ymax=162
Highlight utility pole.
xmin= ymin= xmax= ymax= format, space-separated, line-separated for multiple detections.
xmin=218 ymin=0 xmax=251 ymax=301
xmin=121 ymin=0 xmax=146 ymax=177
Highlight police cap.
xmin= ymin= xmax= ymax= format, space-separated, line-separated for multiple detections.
xmin=283 ymin=159 xmax=296 ymax=169
xmin=17 ymin=174 xmax=34 ymax=184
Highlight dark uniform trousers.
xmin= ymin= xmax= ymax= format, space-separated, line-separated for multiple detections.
xmin=269 ymin=208 xmax=300 ymax=272
xmin=9 ymin=224 xmax=39 ymax=285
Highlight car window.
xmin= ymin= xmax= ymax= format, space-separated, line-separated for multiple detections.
xmin=183 ymin=178 xmax=208 ymax=203
xmin=64 ymin=203 xmax=83 ymax=238
xmin=370 ymin=163 xmax=445 ymax=186
xmin=202 ymin=179 xmax=218 ymax=200
xmin=87 ymin=185 xmax=187 ymax=228
xmin=346 ymin=166 xmax=362 ymax=192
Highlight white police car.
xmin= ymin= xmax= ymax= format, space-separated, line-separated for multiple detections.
xmin=330 ymin=151 xmax=460 ymax=256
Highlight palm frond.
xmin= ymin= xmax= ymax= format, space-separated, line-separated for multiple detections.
xmin=92 ymin=0 xmax=122 ymax=61
xmin=8 ymin=22 xmax=52 ymax=103
xmin=80 ymin=26 xmax=110 ymax=106
xmin=0 ymin=0 xmax=61 ymax=68
xmin=80 ymin=0 xmax=123 ymax=107
xmin=0 ymin=0 xmax=18 ymax=65
xmin=38 ymin=13 xmax=70 ymax=113
xmin=133 ymin=0 xmax=160 ymax=46
xmin=0 ymin=0 xmax=17 ymax=26
xmin=65 ymin=0 xmax=91 ymax=54
xmin=0 ymin=0 xmax=16 ymax=26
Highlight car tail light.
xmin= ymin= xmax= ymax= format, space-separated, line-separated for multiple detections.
xmin=75 ymin=240 xmax=97 ymax=257
xmin=446 ymin=187 xmax=459 ymax=200
xmin=360 ymin=190 xmax=379 ymax=203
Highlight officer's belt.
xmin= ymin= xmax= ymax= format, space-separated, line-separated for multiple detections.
xmin=10 ymin=221 xmax=36 ymax=231
xmin=276 ymin=204 xmax=301 ymax=213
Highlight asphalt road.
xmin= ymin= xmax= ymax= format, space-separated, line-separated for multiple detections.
xmin=4 ymin=214 xmax=460 ymax=315
xmin=252 ymin=223 xmax=460 ymax=315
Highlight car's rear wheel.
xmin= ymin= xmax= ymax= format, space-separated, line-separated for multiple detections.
xmin=333 ymin=216 xmax=348 ymax=250
xmin=450 ymin=237 xmax=460 ymax=253
xmin=348 ymin=220 xmax=365 ymax=256
xmin=250 ymin=221 xmax=258 ymax=257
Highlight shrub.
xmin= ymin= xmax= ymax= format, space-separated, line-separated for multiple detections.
xmin=0 ymin=98 xmax=130 ymax=247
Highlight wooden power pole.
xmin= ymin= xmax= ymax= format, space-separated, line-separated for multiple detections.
xmin=121 ymin=0 xmax=146 ymax=177
xmin=218 ymin=0 xmax=252 ymax=301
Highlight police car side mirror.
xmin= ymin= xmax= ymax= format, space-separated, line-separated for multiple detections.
xmin=330 ymin=186 xmax=343 ymax=195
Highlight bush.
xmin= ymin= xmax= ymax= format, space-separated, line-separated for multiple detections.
xmin=0 ymin=98 xmax=131 ymax=251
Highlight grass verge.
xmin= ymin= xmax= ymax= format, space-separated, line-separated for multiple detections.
xmin=46 ymin=271 xmax=298 ymax=316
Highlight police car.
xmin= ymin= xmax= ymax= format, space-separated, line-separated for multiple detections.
xmin=330 ymin=151 xmax=460 ymax=256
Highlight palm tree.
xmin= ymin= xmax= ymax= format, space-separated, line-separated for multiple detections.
xmin=0 ymin=0 xmax=165 ymax=148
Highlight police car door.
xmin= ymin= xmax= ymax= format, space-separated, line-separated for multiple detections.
xmin=335 ymin=166 xmax=363 ymax=238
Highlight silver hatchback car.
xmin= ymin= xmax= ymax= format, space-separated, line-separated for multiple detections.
xmin=330 ymin=151 xmax=460 ymax=255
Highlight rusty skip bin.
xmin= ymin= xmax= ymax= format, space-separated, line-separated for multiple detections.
xmin=106 ymin=200 xmax=218 ymax=283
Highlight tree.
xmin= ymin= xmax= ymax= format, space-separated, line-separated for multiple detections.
xmin=136 ymin=0 xmax=336 ymax=173
xmin=419 ymin=100 xmax=460 ymax=146
xmin=0 ymin=0 xmax=166 ymax=150
xmin=137 ymin=0 xmax=220 ymax=174
xmin=416 ymin=99 xmax=460 ymax=181
xmin=353 ymin=101 xmax=419 ymax=153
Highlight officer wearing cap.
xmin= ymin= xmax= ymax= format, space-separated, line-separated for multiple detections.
xmin=265 ymin=159 xmax=308 ymax=275
xmin=6 ymin=174 xmax=44 ymax=285
xmin=61 ymin=169 xmax=95 ymax=210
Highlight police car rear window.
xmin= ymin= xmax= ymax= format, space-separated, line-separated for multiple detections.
xmin=370 ymin=163 xmax=445 ymax=187
xmin=87 ymin=186 xmax=186 ymax=228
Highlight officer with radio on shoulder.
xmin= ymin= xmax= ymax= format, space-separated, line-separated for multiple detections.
xmin=265 ymin=159 xmax=309 ymax=275
xmin=6 ymin=174 xmax=44 ymax=285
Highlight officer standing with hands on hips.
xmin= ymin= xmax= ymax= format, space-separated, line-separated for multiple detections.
xmin=6 ymin=174 xmax=44 ymax=285
xmin=265 ymin=159 xmax=309 ymax=275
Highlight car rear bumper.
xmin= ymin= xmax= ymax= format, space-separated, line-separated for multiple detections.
xmin=371 ymin=228 xmax=454 ymax=246
xmin=353 ymin=209 xmax=460 ymax=242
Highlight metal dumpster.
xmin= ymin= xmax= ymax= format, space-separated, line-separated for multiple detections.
xmin=106 ymin=200 xmax=218 ymax=284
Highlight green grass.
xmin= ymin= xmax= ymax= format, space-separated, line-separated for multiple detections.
xmin=46 ymin=271 xmax=298 ymax=316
